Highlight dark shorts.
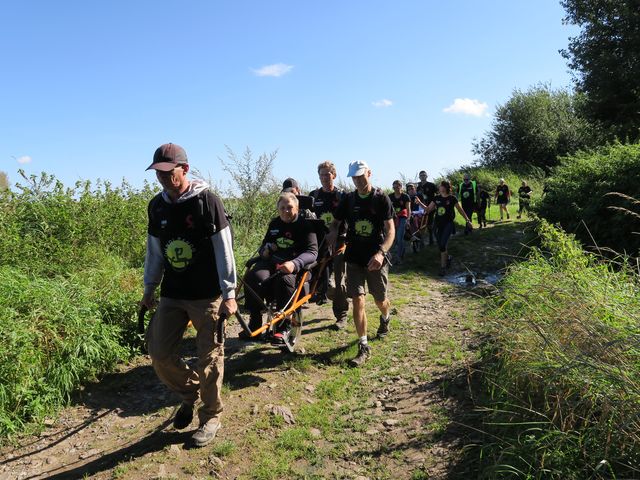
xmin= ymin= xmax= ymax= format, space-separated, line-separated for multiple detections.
xmin=346 ymin=261 xmax=389 ymax=302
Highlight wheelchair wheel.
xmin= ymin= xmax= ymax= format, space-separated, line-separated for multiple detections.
xmin=282 ymin=309 xmax=303 ymax=353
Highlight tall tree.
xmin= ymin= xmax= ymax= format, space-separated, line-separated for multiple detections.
xmin=561 ymin=0 xmax=640 ymax=141
xmin=472 ymin=84 xmax=594 ymax=170
xmin=0 ymin=172 xmax=8 ymax=190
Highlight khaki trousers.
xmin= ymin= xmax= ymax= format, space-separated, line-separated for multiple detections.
xmin=147 ymin=297 xmax=224 ymax=425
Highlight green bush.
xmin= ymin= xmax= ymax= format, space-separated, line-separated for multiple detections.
xmin=0 ymin=172 xmax=154 ymax=276
xmin=0 ymin=265 xmax=131 ymax=435
xmin=475 ymin=221 xmax=640 ymax=478
xmin=538 ymin=142 xmax=640 ymax=255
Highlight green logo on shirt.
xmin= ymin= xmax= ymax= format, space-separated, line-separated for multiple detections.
xmin=437 ymin=207 xmax=446 ymax=216
xmin=463 ymin=191 xmax=470 ymax=199
xmin=165 ymin=238 xmax=194 ymax=271
xmin=276 ymin=237 xmax=295 ymax=249
xmin=498 ymin=191 xmax=504 ymax=196
xmin=320 ymin=212 xmax=334 ymax=227
xmin=354 ymin=219 xmax=374 ymax=237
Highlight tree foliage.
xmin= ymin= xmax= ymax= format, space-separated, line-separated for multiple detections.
xmin=472 ymin=84 xmax=594 ymax=171
xmin=561 ymin=0 xmax=640 ymax=142
xmin=0 ymin=171 xmax=8 ymax=190
xmin=537 ymin=141 xmax=640 ymax=255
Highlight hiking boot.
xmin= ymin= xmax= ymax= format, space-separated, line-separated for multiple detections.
xmin=334 ymin=316 xmax=348 ymax=331
xmin=376 ymin=315 xmax=390 ymax=338
xmin=350 ymin=343 xmax=371 ymax=367
xmin=173 ymin=402 xmax=194 ymax=430
xmin=190 ymin=420 xmax=221 ymax=448
xmin=438 ymin=267 xmax=446 ymax=276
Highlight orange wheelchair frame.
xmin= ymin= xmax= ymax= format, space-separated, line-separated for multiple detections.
xmin=234 ymin=242 xmax=346 ymax=352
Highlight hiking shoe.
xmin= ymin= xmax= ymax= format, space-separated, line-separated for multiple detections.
xmin=438 ymin=267 xmax=446 ymax=276
xmin=350 ymin=343 xmax=371 ymax=367
xmin=173 ymin=402 xmax=194 ymax=430
xmin=190 ymin=420 xmax=222 ymax=448
xmin=377 ymin=315 xmax=390 ymax=338
xmin=334 ymin=317 xmax=348 ymax=331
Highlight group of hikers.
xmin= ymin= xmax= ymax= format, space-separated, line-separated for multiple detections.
xmin=138 ymin=142 xmax=533 ymax=447
xmin=387 ymin=173 xmax=533 ymax=273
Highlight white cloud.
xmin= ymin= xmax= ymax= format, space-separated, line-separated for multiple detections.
xmin=252 ymin=63 xmax=294 ymax=77
xmin=372 ymin=99 xmax=394 ymax=108
xmin=443 ymin=98 xmax=489 ymax=117
xmin=16 ymin=155 xmax=32 ymax=164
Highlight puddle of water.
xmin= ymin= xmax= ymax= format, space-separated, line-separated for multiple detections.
xmin=444 ymin=271 xmax=502 ymax=286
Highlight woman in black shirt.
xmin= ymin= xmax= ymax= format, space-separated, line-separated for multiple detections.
xmin=424 ymin=181 xmax=472 ymax=276
xmin=495 ymin=178 xmax=511 ymax=221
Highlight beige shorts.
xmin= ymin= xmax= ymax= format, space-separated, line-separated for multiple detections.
xmin=346 ymin=262 xmax=389 ymax=302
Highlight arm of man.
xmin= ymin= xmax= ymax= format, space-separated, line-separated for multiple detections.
xmin=367 ymin=219 xmax=394 ymax=271
xmin=211 ymin=225 xmax=238 ymax=316
xmin=326 ymin=194 xmax=348 ymax=253
xmin=141 ymin=234 xmax=164 ymax=309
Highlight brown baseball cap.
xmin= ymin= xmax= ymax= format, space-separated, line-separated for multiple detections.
xmin=146 ymin=143 xmax=188 ymax=171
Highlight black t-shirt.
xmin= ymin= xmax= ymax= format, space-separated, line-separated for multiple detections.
xmin=479 ymin=191 xmax=490 ymax=209
xmin=496 ymin=184 xmax=510 ymax=201
xmin=261 ymin=215 xmax=317 ymax=269
xmin=433 ymin=194 xmax=458 ymax=227
xmin=148 ymin=190 xmax=228 ymax=300
xmin=309 ymin=187 xmax=344 ymax=231
xmin=389 ymin=192 xmax=411 ymax=218
xmin=334 ymin=189 xmax=394 ymax=266
xmin=417 ymin=181 xmax=437 ymax=204
xmin=410 ymin=192 xmax=425 ymax=212
xmin=518 ymin=186 xmax=532 ymax=200
xmin=459 ymin=181 xmax=477 ymax=205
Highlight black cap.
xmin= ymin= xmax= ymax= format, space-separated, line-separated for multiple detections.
xmin=282 ymin=177 xmax=299 ymax=192
xmin=146 ymin=143 xmax=188 ymax=171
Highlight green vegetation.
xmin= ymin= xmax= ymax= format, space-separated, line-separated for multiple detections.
xmin=561 ymin=0 xmax=640 ymax=142
xmin=474 ymin=221 xmax=640 ymax=478
xmin=472 ymin=84 xmax=595 ymax=171
xmin=537 ymin=142 xmax=640 ymax=255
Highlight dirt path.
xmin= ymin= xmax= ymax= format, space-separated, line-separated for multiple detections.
xmin=0 ymin=220 xmax=531 ymax=480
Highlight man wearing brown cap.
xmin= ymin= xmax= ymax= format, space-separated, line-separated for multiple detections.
xmin=141 ymin=143 xmax=237 ymax=447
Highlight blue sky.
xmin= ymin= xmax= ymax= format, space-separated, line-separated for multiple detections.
xmin=1 ymin=1 xmax=576 ymax=192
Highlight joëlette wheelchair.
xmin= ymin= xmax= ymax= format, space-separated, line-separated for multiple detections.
xmin=233 ymin=198 xmax=344 ymax=353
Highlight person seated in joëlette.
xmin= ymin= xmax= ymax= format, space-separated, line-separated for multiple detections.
xmin=242 ymin=192 xmax=318 ymax=344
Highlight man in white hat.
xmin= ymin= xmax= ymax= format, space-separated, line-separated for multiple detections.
xmin=328 ymin=161 xmax=395 ymax=366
